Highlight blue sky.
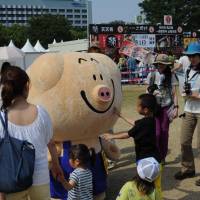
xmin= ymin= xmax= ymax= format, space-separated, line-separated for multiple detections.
xmin=91 ymin=0 xmax=142 ymax=24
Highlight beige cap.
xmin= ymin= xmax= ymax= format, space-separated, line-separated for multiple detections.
xmin=153 ymin=54 xmax=172 ymax=65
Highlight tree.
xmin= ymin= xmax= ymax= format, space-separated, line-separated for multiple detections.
xmin=7 ymin=24 xmax=28 ymax=48
xmin=109 ymin=20 xmax=126 ymax=25
xmin=70 ymin=27 xmax=87 ymax=40
xmin=139 ymin=0 xmax=200 ymax=31
xmin=27 ymin=14 xmax=73 ymax=48
xmin=0 ymin=24 xmax=9 ymax=46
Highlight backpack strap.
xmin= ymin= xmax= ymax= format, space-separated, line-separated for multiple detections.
xmin=0 ymin=111 xmax=9 ymax=139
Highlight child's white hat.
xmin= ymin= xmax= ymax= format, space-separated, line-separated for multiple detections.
xmin=137 ymin=157 xmax=160 ymax=182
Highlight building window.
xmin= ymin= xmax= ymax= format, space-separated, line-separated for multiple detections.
xmin=75 ymin=20 xmax=81 ymax=24
xmin=59 ymin=9 xmax=65 ymax=13
xmin=35 ymin=8 xmax=42 ymax=12
xmin=67 ymin=15 xmax=73 ymax=18
xmin=82 ymin=9 xmax=87 ymax=13
xmin=82 ymin=15 xmax=87 ymax=18
xmin=7 ymin=14 xmax=14 ymax=17
xmin=51 ymin=9 xmax=57 ymax=12
xmin=82 ymin=20 xmax=87 ymax=24
xmin=17 ymin=8 xmax=25 ymax=12
xmin=67 ymin=9 xmax=72 ymax=13
xmin=7 ymin=8 xmax=13 ymax=11
xmin=74 ymin=9 xmax=80 ymax=13
xmin=42 ymin=9 xmax=49 ymax=13
xmin=74 ymin=15 xmax=80 ymax=18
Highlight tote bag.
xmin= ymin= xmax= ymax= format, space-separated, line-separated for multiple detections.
xmin=0 ymin=111 xmax=35 ymax=193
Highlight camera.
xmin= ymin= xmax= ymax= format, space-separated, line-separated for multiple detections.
xmin=147 ymin=84 xmax=158 ymax=94
xmin=183 ymin=82 xmax=192 ymax=95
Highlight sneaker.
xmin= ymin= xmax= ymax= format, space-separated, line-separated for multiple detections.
xmin=174 ymin=170 xmax=195 ymax=180
xmin=195 ymin=179 xmax=200 ymax=186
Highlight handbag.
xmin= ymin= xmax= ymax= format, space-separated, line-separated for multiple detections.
xmin=167 ymin=104 xmax=176 ymax=122
xmin=0 ymin=111 xmax=35 ymax=193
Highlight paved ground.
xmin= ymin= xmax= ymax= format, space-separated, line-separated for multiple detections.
xmin=106 ymin=85 xmax=200 ymax=200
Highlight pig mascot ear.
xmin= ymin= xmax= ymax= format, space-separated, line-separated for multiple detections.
xmin=27 ymin=53 xmax=64 ymax=96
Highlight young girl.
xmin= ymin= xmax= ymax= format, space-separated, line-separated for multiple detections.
xmin=116 ymin=157 xmax=160 ymax=200
xmin=102 ymin=93 xmax=160 ymax=163
xmin=146 ymin=54 xmax=178 ymax=163
xmin=102 ymin=94 xmax=162 ymax=199
xmin=58 ymin=144 xmax=95 ymax=200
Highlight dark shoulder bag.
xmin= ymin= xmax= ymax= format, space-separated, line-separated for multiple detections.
xmin=0 ymin=111 xmax=35 ymax=193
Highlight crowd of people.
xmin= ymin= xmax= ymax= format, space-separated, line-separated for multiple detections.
xmin=0 ymin=41 xmax=199 ymax=200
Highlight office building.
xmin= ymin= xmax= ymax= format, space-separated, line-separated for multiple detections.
xmin=0 ymin=0 xmax=92 ymax=27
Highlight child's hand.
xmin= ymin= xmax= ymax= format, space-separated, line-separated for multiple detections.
xmin=101 ymin=133 xmax=114 ymax=140
xmin=57 ymin=174 xmax=66 ymax=184
xmin=173 ymin=108 xmax=178 ymax=119
xmin=50 ymin=162 xmax=65 ymax=181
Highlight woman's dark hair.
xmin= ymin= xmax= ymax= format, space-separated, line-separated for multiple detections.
xmin=0 ymin=65 xmax=30 ymax=110
xmin=133 ymin=174 xmax=155 ymax=195
xmin=88 ymin=46 xmax=102 ymax=53
xmin=138 ymin=94 xmax=159 ymax=115
xmin=69 ymin=144 xmax=96 ymax=167
xmin=162 ymin=65 xmax=172 ymax=87
xmin=1 ymin=62 xmax=11 ymax=75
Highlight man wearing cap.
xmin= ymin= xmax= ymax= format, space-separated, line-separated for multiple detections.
xmin=174 ymin=42 xmax=200 ymax=185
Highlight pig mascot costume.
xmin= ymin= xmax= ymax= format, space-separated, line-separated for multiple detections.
xmin=27 ymin=52 xmax=122 ymax=200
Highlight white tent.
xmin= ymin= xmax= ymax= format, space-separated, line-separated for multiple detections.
xmin=21 ymin=39 xmax=36 ymax=53
xmin=0 ymin=47 xmax=24 ymax=60
xmin=34 ymin=40 xmax=46 ymax=52
xmin=8 ymin=40 xmax=25 ymax=55
xmin=8 ymin=40 xmax=17 ymax=49
xmin=53 ymin=39 xmax=57 ymax=44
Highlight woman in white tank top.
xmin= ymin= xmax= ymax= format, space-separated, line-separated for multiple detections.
xmin=0 ymin=65 xmax=63 ymax=200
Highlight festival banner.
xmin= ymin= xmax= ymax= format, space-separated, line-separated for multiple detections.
xmin=133 ymin=34 xmax=156 ymax=48
xmin=118 ymin=40 xmax=136 ymax=57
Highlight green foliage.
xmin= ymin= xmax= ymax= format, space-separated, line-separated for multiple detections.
xmin=109 ymin=20 xmax=126 ymax=25
xmin=0 ymin=14 xmax=87 ymax=48
xmin=139 ymin=0 xmax=200 ymax=31
xmin=7 ymin=24 xmax=28 ymax=48
xmin=27 ymin=14 xmax=73 ymax=48
xmin=70 ymin=27 xmax=87 ymax=40
xmin=0 ymin=24 xmax=9 ymax=46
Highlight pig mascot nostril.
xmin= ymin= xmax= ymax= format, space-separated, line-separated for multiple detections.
xmin=27 ymin=52 xmax=122 ymax=200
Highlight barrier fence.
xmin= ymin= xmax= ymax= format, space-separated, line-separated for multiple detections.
xmin=120 ymin=66 xmax=156 ymax=84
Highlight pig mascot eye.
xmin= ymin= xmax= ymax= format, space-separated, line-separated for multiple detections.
xmin=93 ymin=75 xmax=96 ymax=81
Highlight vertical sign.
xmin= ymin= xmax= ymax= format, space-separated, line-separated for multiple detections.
xmin=164 ymin=15 xmax=173 ymax=25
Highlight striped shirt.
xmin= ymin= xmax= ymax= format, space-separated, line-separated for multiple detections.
xmin=68 ymin=168 xmax=93 ymax=200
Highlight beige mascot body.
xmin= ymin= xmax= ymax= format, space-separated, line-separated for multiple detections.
xmin=27 ymin=52 xmax=122 ymax=199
